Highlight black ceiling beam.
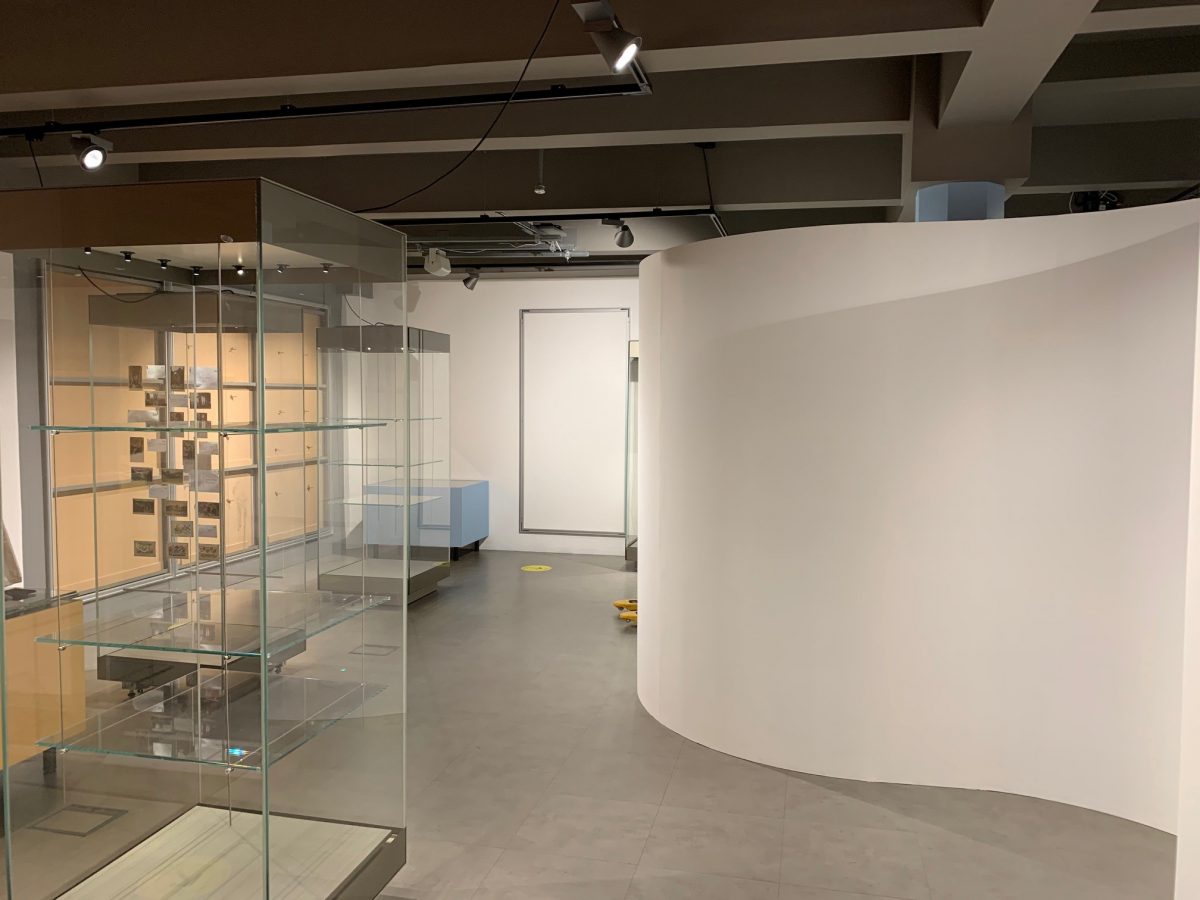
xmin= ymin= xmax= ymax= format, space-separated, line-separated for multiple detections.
xmin=2 ymin=77 xmax=652 ymax=139
xmin=380 ymin=206 xmax=716 ymax=226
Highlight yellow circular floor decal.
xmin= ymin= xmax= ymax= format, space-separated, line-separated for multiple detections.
xmin=521 ymin=564 xmax=552 ymax=572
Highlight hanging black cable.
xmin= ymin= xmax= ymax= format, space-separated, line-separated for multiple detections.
xmin=356 ymin=0 xmax=562 ymax=214
xmin=26 ymin=137 xmax=44 ymax=187
xmin=696 ymin=142 xmax=728 ymax=237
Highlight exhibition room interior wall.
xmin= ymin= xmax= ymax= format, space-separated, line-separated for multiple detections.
xmin=637 ymin=202 xmax=1200 ymax=893
xmin=404 ymin=275 xmax=638 ymax=555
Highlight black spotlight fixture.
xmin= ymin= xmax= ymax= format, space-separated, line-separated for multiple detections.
xmin=462 ymin=269 xmax=480 ymax=291
xmin=276 ymin=263 xmax=289 ymax=274
xmin=121 ymin=250 xmax=134 ymax=263
xmin=191 ymin=266 xmax=203 ymax=281
xmin=82 ymin=246 xmax=92 ymax=255
xmin=158 ymin=258 xmax=170 ymax=270
xmin=234 ymin=263 xmax=246 ymax=276
xmin=603 ymin=217 xmax=635 ymax=248
xmin=321 ymin=263 xmax=332 ymax=275
xmin=572 ymin=1 xmax=642 ymax=73
xmin=69 ymin=133 xmax=113 ymax=172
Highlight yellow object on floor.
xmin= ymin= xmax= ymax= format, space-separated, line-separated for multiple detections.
xmin=520 ymin=565 xmax=552 ymax=572
xmin=619 ymin=610 xmax=638 ymax=625
xmin=612 ymin=599 xmax=637 ymax=611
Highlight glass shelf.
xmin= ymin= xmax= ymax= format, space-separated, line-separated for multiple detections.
xmin=39 ymin=670 xmax=386 ymax=770
xmin=327 ymin=459 xmax=444 ymax=468
xmin=334 ymin=495 xmax=442 ymax=508
xmin=32 ymin=420 xmax=388 ymax=434
xmin=36 ymin=588 xmax=389 ymax=658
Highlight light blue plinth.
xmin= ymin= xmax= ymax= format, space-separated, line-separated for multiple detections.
xmin=363 ymin=479 xmax=489 ymax=552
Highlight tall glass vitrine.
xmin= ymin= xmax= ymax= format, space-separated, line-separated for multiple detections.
xmin=0 ymin=179 xmax=412 ymax=898
xmin=316 ymin=326 xmax=451 ymax=605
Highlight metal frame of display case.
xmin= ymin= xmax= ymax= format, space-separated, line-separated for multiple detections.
xmin=0 ymin=179 xmax=413 ymax=900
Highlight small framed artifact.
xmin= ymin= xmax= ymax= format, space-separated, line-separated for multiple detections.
xmin=128 ymin=365 xmax=144 ymax=390
xmin=133 ymin=540 xmax=157 ymax=558
xmin=163 ymin=500 xmax=188 ymax=517
xmin=167 ymin=542 xmax=190 ymax=560
xmin=130 ymin=436 xmax=145 ymax=460
xmin=198 ymin=524 xmax=218 ymax=538
xmin=144 ymin=390 xmax=166 ymax=408
xmin=195 ymin=392 xmax=212 ymax=410
xmin=170 ymin=366 xmax=186 ymax=390
xmin=161 ymin=468 xmax=185 ymax=485
xmin=182 ymin=440 xmax=196 ymax=462
xmin=132 ymin=498 xmax=155 ymax=515
xmin=197 ymin=501 xmax=222 ymax=519
xmin=198 ymin=544 xmax=220 ymax=562
xmin=172 ymin=521 xmax=194 ymax=538
xmin=130 ymin=466 xmax=153 ymax=483
xmin=194 ymin=470 xmax=219 ymax=493
xmin=169 ymin=410 xmax=185 ymax=423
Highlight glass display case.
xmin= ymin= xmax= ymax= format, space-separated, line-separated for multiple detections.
xmin=625 ymin=340 xmax=639 ymax=568
xmin=0 ymin=179 xmax=411 ymax=898
xmin=316 ymin=325 xmax=451 ymax=603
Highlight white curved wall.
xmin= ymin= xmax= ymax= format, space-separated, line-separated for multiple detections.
xmin=638 ymin=202 xmax=1200 ymax=836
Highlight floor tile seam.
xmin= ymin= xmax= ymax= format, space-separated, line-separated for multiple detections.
xmin=623 ymin=797 xmax=667 ymax=896
xmin=464 ymin=841 xmax=506 ymax=898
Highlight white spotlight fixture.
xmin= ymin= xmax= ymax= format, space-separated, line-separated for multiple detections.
xmin=572 ymin=1 xmax=642 ymax=73
xmin=69 ymin=134 xmax=113 ymax=172
xmin=463 ymin=269 xmax=480 ymax=291
xmin=423 ymin=248 xmax=452 ymax=278
xmin=603 ymin=217 xmax=635 ymax=248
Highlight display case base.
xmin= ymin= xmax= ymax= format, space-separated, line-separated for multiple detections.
xmin=57 ymin=805 xmax=403 ymax=899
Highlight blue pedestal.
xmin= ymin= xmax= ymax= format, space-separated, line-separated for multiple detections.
xmin=362 ymin=479 xmax=489 ymax=554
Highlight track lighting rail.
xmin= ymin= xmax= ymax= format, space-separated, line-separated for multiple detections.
xmin=1 ymin=77 xmax=652 ymax=140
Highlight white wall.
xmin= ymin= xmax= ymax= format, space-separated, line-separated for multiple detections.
xmin=406 ymin=276 xmax=638 ymax=555
xmin=638 ymin=202 xmax=1200 ymax=839
xmin=0 ymin=252 xmax=21 ymax=574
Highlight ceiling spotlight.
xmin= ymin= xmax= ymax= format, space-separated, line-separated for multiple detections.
xmin=321 ymin=263 xmax=332 ymax=275
xmin=573 ymin=1 xmax=642 ymax=73
xmin=423 ymin=248 xmax=452 ymax=278
xmin=83 ymin=246 xmax=92 ymax=255
xmin=276 ymin=263 xmax=289 ymax=274
xmin=603 ymin=217 xmax=635 ymax=248
xmin=234 ymin=263 xmax=246 ymax=276
xmin=158 ymin=258 xmax=170 ymax=270
xmin=69 ymin=134 xmax=113 ymax=172
xmin=463 ymin=269 xmax=480 ymax=291
xmin=191 ymin=266 xmax=202 ymax=281
xmin=121 ymin=250 xmax=134 ymax=263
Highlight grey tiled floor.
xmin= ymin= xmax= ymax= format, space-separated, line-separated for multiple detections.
xmin=383 ymin=550 xmax=1176 ymax=900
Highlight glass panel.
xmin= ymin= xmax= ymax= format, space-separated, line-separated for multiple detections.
xmin=257 ymin=183 xmax=409 ymax=897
